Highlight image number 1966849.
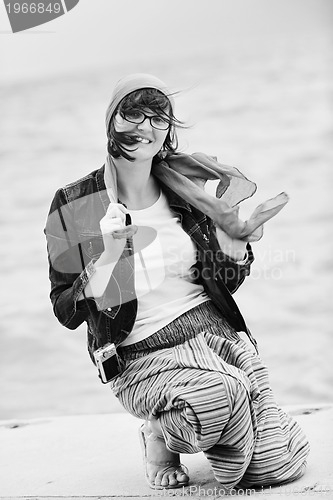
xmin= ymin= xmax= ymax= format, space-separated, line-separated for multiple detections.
xmin=4 ymin=0 xmax=80 ymax=33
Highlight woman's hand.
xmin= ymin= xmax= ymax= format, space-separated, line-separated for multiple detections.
xmin=78 ymin=204 xmax=131 ymax=300
xmin=215 ymin=226 xmax=248 ymax=262
xmin=98 ymin=203 xmax=129 ymax=265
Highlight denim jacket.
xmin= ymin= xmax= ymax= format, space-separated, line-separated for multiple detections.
xmin=45 ymin=164 xmax=255 ymax=362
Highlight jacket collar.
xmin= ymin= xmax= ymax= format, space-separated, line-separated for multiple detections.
xmin=96 ymin=164 xmax=112 ymax=212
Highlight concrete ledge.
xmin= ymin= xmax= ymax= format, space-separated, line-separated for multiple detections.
xmin=1 ymin=404 xmax=332 ymax=499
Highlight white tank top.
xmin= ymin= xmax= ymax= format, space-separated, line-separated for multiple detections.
xmin=120 ymin=190 xmax=210 ymax=346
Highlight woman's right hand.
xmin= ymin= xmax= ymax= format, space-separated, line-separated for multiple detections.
xmin=79 ymin=203 xmax=131 ymax=299
xmin=98 ymin=203 xmax=129 ymax=264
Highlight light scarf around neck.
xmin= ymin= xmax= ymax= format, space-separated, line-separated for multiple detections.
xmin=105 ymin=153 xmax=288 ymax=242
xmin=105 ymin=74 xmax=288 ymax=242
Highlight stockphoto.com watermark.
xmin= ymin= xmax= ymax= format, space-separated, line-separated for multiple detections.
xmin=241 ymin=246 xmax=297 ymax=282
xmin=154 ymin=484 xmax=332 ymax=497
xmin=3 ymin=0 xmax=80 ymax=33
xmin=195 ymin=245 xmax=296 ymax=283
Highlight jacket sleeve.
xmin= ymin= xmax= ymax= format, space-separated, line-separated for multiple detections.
xmin=208 ymin=223 xmax=254 ymax=294
xmin=44 ymin=188 xmax=96 ymax=330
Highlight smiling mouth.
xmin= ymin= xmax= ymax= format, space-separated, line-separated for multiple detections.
xmin=132 ymin=135 xmax=152 ymax=144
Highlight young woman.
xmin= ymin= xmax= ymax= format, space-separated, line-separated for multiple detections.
xmin=45 ymin=74 xmax=309 ymax=491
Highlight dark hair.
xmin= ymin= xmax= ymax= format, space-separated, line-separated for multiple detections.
xmin=107 ymin=88 xmax=183 ymax=162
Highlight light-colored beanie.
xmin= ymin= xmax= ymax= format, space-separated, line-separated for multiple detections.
xmin=105 ymin=73 xmax=175 ymax=134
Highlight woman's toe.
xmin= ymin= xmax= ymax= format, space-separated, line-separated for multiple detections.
xmin=166 ymin=471 xmax=178 ymax=486
xmin=159 ymin=470 xmax=177 ymax=487
xmin=159 ymin=468 xmax=188 ymax=488
xmin=176 ymin=469 xmax=189 ymax=484
xmin=153 ymin=470 xmax=167 ymax=487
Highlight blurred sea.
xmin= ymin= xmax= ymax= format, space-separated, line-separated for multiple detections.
xmin=1 ymin=34 xmax=332 ymax=419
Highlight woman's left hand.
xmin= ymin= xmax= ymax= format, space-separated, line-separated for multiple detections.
xmin=215 ymin=226 xmax=248 ymax=262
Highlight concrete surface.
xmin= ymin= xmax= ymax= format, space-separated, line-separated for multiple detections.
xmin=0 ymin=404 xmax=332 ymax=499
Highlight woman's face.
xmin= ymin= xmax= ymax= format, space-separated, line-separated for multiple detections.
xmin=114 ymin=107 xmax=170 ymax=162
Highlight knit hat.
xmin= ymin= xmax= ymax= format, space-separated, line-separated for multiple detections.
xmin=105 ymin=73 xmax=175 ymax=134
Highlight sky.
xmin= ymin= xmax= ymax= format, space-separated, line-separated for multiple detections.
xmin=1 ymin=0 xmax=332 ymax=83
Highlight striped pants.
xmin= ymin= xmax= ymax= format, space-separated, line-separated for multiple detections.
xmin=112 ymin=301 xmax=310 ymax=490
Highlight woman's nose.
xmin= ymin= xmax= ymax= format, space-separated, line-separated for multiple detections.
xmin=137 ymin=117 xmax=152 ymax=131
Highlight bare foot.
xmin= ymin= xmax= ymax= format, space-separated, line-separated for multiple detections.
xmin=141 ymin=421 xmax=189 ymax=489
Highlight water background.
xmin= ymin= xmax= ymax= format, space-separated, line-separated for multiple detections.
xmin=1 ymin=28 xmax=332 ymax=419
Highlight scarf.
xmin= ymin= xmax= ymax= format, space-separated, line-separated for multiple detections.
xmin=105 ymin=74 xmax=288 ymax=242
